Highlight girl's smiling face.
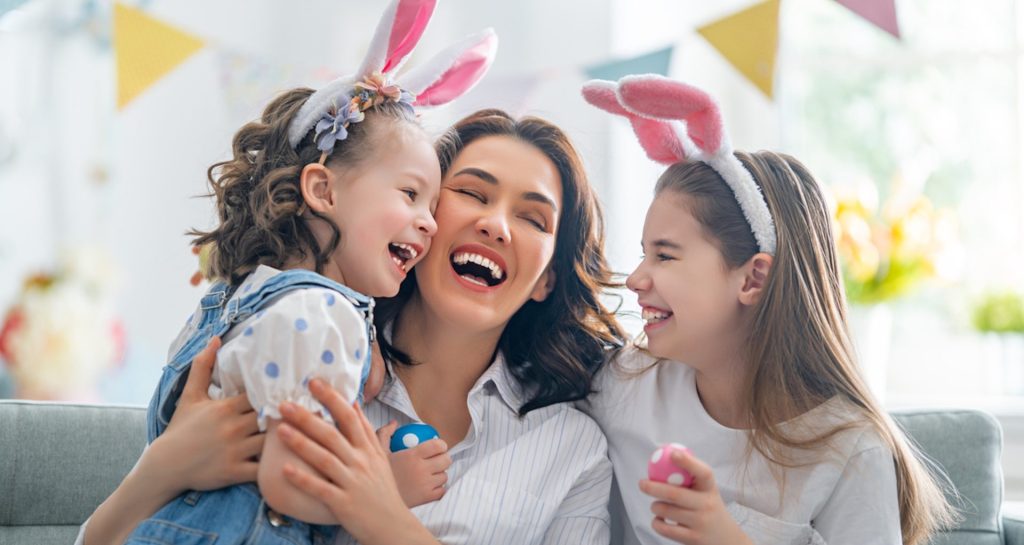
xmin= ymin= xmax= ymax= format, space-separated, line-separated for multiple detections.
xmin=627 ymin=191 xmax=749 ymax=366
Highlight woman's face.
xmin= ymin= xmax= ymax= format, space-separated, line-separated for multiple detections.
xmin=412 ymin=135 xmax=563 ymax=335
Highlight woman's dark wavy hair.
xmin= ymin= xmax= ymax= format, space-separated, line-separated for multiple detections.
xmin=375 ymin=109 xmax=628 ymax=415
xmin=190 ymin=88 xmax=415 ymax=286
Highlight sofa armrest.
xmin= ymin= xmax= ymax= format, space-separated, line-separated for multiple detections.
xmin=1006 ymin=513 xmax=1024 ymax=545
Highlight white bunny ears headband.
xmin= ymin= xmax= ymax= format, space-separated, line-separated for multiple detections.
xmin=582 ymin=75 xmax=777 ymax=255
xmin=287 ymin=0 xmax=497 ymax=159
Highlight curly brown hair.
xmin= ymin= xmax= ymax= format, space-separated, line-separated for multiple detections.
xmin=375 ymin=109 xmax=628 ymax=415
xmin=189 ymin=88 xmax=418 ymax=286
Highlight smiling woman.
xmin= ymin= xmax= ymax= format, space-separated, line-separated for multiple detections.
xmin=411 ymin=133 xmax=561 ymax=329
xmin=378 ymin=108 xmax=625 ymax=414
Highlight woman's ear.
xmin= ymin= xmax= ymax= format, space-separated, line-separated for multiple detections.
xmin=300 ymin=163 xmax=335 ymax=214
xmin=738 ymin=253 xmax=772 ymax=306
xmin=530 ymin=266 xmax=556 ymax=303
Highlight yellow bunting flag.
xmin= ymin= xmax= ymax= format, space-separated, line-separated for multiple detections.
xmin=114 ymin=3 xmax=205 ymax=110
xmin=697 ymin=0 xmax=779 ymax=99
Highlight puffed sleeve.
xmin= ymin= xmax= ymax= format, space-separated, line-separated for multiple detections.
xmin=209 ymin=288 xmax=369 ymax=431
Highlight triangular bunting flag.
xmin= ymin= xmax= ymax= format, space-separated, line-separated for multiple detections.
xmin=584 ymin=46 xmax=674 ymax=81
xmin=114 ymin=3 xmax=205 ymax=110
xmin=697 ymin=0 xmax=779 ymax=99
xmin=835 ymin=0 xmax=900 ymax=39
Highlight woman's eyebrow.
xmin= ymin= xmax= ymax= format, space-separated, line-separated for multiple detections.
xmin=454 ymin=167 xmax=558 ymax=213
xmin=454 ymin=167 xmax=498 ymax=185
xmin=523 ymin=191 xmax=558 ymax=213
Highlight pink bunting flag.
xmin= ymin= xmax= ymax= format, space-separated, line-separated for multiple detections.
xmin=835 ymin=0 xmax=900 ymax=39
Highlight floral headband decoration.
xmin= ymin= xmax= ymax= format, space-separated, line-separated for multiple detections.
xmin=288 ymin=0 xmax=498 ymax=162
xmin=312 ymin=72 xmax=416 ymax=158
xmin=581 ymin=74 xmax=777 ymax=255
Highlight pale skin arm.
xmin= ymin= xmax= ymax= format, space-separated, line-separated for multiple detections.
xmin=276 ymin=378 xmax=443 ymax=545
xmin=82 ymin=338 xmax=264 ymax=545
xmin=259 ymin=419 xmax=340 ymax=524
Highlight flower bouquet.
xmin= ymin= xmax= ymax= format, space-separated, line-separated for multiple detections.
xmin=0 ymin=248 xmax=124 ymax=400
xmin=833 ymin=185 xmax=956 ymax=305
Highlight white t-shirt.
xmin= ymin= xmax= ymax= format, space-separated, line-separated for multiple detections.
xmin=584 ymin=348 xmax=901 ymax=545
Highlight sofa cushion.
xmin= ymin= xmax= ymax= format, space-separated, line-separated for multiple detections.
xmin=0 ymin=400 xmax=146 ymax=545
xmin=892 ymin=409 xmax=1004 ymax=545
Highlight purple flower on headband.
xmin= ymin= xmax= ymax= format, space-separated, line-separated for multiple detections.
xmin=314 ymin=97 xmax=365 ymax=153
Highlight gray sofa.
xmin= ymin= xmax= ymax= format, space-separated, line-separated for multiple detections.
xmin=0 ymin=401 xmax=1022 ymax=545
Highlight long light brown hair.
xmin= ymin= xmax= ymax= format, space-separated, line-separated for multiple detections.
xmin=654 ymin=151 xmax=956 ymax=544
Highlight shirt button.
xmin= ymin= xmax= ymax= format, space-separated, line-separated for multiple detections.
xmin=267 ymin=507 xmax=290 ymax=527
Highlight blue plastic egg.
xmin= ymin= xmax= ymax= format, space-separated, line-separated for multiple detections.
xmin=389 ymin=422 xmax=440 ymax=452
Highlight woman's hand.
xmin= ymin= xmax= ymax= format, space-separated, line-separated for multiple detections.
xmin=276 ymin=378 xmax=438 ymax=545
xmin=639 ymin=449 xmax=752 ymax=545
xmin=146 ymin=337 xmax=264 ymax=493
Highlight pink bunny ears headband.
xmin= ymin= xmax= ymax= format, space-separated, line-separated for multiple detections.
xmin=287 ymin=0 xmax=497 ymax=160
xmin=582 ymin=75 xmax=777 ymax=255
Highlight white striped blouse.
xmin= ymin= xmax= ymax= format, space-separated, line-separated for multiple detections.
xmin=334 ymin=352 xmax=613 ymax=545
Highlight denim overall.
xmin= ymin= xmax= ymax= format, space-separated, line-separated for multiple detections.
xmin=126 ymin=269 xmax=373 ymax=545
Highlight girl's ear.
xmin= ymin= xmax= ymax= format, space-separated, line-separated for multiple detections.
xmin=530 ymin=265 xmax=556 ymax=303
xmin=738 ymin=253 xmax=773 ymax=306
xmin=299 ymin=163 xmax=335 ymax=214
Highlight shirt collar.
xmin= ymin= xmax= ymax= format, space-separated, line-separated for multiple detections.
xmin=473 ymin=350 xmax=527 ymax=413
xmin=376 ymin=325 xmax=528 ymax=415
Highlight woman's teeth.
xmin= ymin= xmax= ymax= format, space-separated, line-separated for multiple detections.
xmin=451 ymin=252 xmax=504 ymax=280
xmin=462 ymin=276 xmax=489 ymax=287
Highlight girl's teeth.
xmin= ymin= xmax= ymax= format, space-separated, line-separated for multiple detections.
xmin=642 ymin=309 xmax=671 ymax=323
xmin=393 ymin=242 xmax=418 ymax=260
xmin=391 ymin=255 xmax=406 ymax=272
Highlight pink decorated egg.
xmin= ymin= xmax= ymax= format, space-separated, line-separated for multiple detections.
xmin=648 ymin=443 xmax=694 ymax=487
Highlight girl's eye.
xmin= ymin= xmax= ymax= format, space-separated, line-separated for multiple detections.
xmin=657 ymin=253 xmax=674 ymax=262
xmin=402 ymin=188 xmax=418 ymax=201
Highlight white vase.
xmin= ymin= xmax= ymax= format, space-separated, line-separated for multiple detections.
xmin=847 ymin=303 xmax=893 ymax=402
xmin=982 ymin=333 xmax=1024 ymax=396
